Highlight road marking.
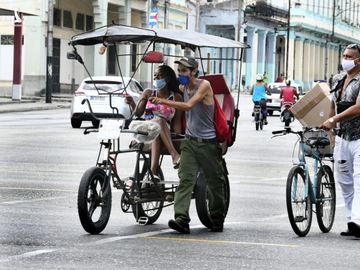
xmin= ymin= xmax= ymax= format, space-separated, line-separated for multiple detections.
xmin=89 ymin=228 xmax=176 ymax=245
xmin=0 ymin=249 xmax=55 ymax=263
xmin=228 ymin=175 xmax=285 ymax=182
xmin=226 ymin=158 xmax=290 ymax=165
xmin=0 ymin=186 xmax=75 ymax=193
xmin=144 ymin=236 xmax=298 ymax=248
xmin=0 ymin=196 xmax=70 ymax=205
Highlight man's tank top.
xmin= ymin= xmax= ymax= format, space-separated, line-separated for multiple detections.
xmin=183 ymin=79 xmax=216 ymax=139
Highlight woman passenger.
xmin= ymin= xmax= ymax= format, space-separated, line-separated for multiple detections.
xmin=125 ymin=65 xmax=182 ymax=178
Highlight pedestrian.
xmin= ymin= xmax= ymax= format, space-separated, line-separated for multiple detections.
xmin=320 ymin=43 xmax=360 ymax=237
xmin=149 ymin=56 xmax=226 ymax=233
xmin=250 ymin=74 xmax=270 ymax=125
xmin=329 ymin=74 xmax=334 ymax=88
xmin=125 ymin=65 xmax=182 ymax=177
xmin=263 ymin=71 xmax=269 ymax=85
xmin=276 ymin=73 xmax=284 ymax=82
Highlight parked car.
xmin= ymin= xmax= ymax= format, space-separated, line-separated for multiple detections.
xmin=70 ymin=76 xmax=143 ymax=128
xmin=266 ymin=82 xmax=302 ymax=115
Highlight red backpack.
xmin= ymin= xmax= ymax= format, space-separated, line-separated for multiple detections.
xmin=213 ymin=96 xmax=230 ymax=143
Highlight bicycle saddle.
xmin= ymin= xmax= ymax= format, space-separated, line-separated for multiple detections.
xmin=306 ymin=137 xmax=330 ymax=148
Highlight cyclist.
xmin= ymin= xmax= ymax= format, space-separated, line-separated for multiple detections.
xmin=280 ymin=79 xmax=299 ymax=125
xmin=250 ymin=74 xmax=270 ymax=125
xmin=280 ymin=79 xmax=299 ymax=105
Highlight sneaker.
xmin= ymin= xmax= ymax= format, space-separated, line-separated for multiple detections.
xmin=348 ymin=222 xmax=360 ymax=237
xmin=264 ymin=119 xmax=268 ymax=125
xmin=168 ymin=219 xmax=190 ymax=234
xmin=340 ymin=229 xmax=355 ymax=236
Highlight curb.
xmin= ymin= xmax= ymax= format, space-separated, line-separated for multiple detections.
xmin=0 ymin=102 xmax=71 ymax=114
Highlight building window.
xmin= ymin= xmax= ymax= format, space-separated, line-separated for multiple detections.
xmin=76 ymin=13 xmax=85 ymax=30
xmin=63 ymin=10 xmax=73 ymax=29
xmin=54 ymin=8 xmax=61 ymax=26
xmin=1 ymin=35 xmax=14 ymax=45
xmin=86 ymin=15 xmax=94 ymax=31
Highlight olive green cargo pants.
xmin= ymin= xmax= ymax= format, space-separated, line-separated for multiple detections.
xmin=174 ymin=139 xmax=225 ymax=226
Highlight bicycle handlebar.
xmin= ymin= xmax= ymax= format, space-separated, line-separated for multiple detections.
xmin=81 ymin=98 xmax=101 ymax=121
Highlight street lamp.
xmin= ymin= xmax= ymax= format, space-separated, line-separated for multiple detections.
xmin=285 ymin=0 xmax=290 ymax=79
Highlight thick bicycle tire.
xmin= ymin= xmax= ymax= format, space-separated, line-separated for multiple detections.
xmin=77 ymin=167 xmax=112 ymax=234
xmin=194 ymin=168 xmax=230 ymax=228
xmin=286 ymin=166 xmax=312 ymax=237
xmin=131 ymin=167 xmax=164 ymax=224
xmin=316 ymin=165 xmax=336 ymax=233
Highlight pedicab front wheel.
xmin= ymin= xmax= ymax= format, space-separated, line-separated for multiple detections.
xmin=77 ymin=167 xmax=112 ymax=234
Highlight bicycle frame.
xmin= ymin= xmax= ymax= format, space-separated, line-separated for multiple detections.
xmin=293 ymin=133 xmax=332 ymax=205
xmin=273 ymin=127 xmax=336 ymax=237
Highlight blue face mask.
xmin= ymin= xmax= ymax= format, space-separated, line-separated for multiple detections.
xmin=178 ymin=75 xmax=190 ymax=85
xmin=153 ymin=79 xmax=166 ymax=90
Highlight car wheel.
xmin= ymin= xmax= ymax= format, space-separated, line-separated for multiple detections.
xmin=268 ymin=110 xmax=273 ymax=116
xmin=71 ymin=118 xmax=82 ymax=128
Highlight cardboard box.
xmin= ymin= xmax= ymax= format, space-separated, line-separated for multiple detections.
xmin=290 ymin=83 xmax=332 ymax=127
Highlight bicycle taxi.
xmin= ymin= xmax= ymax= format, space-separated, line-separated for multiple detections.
xmin=67 ymin=24 xmax=249 ymax=234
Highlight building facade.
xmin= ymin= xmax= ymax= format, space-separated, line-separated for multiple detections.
xmin=201 ymin=0 xmax=360 ymax=91
xmin=0 ymin=0 xmax=189 ymax=96
xmin=0 ymin=0 xmax=359 ymax=96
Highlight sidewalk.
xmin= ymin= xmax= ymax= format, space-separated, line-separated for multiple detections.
xmin=0 ymin=96 xmax=71 ymax=114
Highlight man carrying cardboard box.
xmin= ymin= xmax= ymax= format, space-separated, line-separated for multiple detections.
xmin=320 ymin=44 xmax=360 ymax=238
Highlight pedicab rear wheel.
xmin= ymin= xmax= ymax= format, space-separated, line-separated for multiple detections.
xmin=194 ymin=164 xmax=230 ymax=228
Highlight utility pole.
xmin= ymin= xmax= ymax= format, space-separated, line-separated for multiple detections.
xmin=12 ymin=11 xmax=23 ymax=102
xmin=236 ymin=0 xmax=244 ymax=91
xmin=331 ymin=0 xmax=336 ymax=40
xmin=164 ymin=0 xmax=169 ymax=29
xmin=325 ymin=0 xmax=336 ymax=81
xmin=195 ymin=0 xmax=200 ymax=32
xmin=163 ymin=0 xmax=169 ymax=64
xmin=46 ymin=0 xmax=54 ymax=103
xmin=285 ymin=0 xmax=290 ymax=80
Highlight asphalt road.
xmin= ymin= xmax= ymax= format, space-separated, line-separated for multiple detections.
xmin=0 ymin=96 xmax=359 ymax=269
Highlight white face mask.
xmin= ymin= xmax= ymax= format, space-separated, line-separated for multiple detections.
xmin=341 ymin=58 xmax=356 ymax=72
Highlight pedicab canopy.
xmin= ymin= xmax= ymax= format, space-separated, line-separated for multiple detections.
xmin=69 ymin=24 xmax=250 ymax=51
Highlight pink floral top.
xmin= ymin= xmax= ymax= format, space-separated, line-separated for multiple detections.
xmin=145 ymin=95 xmax=176 ymax=123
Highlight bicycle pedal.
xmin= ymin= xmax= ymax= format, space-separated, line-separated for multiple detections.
xmin=138 ymin=216 xmax=149 ymax=225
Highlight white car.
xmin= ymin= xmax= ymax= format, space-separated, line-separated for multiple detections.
xmin=70 ymin=76 xmax=143 ymax=128
xmin=266 ymin=82 xmax=302 ymax=115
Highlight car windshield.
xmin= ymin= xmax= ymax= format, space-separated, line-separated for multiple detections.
xmin=83 ymin=80 xmax=124 ymax=92
xmin=269 ymin=86 xmax=282 ymax=94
